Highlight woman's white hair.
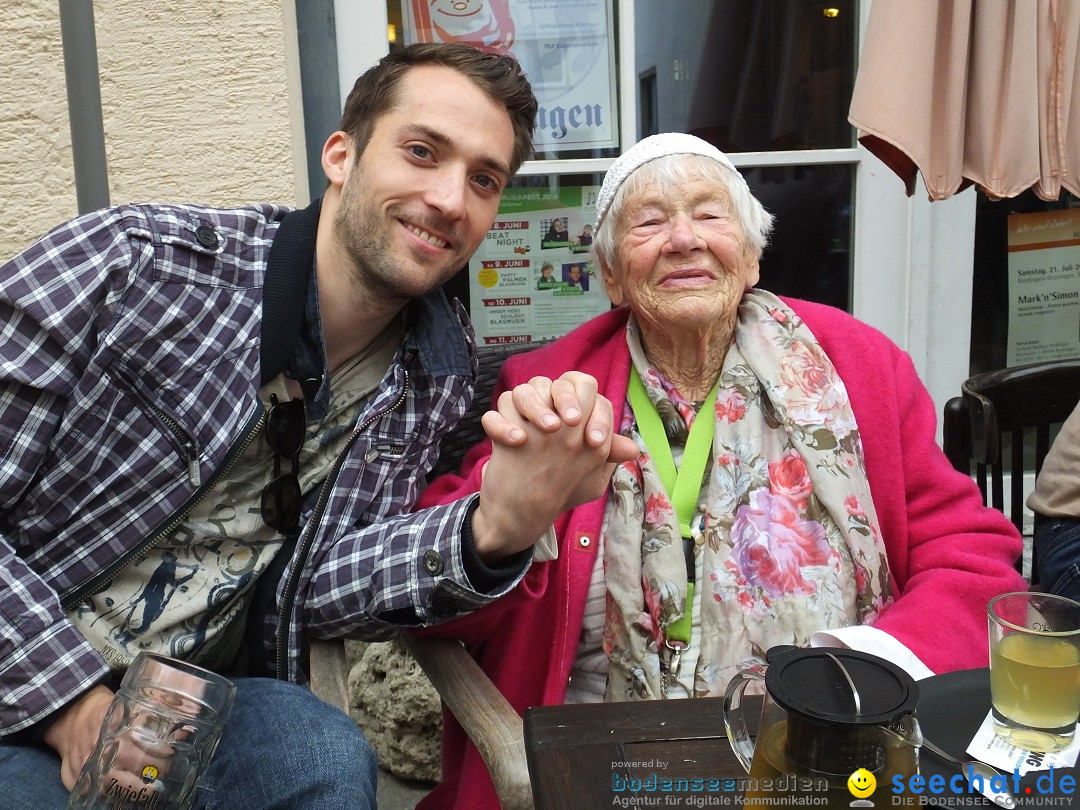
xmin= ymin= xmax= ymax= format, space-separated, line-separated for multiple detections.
xmin=592 ymin=134 xmax=774 ymax=270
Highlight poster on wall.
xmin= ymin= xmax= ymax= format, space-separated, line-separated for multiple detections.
xmin=401 ymin=0 xmax=618 ymax=152
xmin=468 ymin=185 xmax=609 ymax=344
xmin=1006 ymin=209 xmax=1080 ymax=367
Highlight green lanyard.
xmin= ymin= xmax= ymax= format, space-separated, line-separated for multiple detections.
xmin=627 ymin=371 xmax=718 ymax=651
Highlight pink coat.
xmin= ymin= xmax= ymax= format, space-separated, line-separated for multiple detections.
xmin=415 ymin=299 xmax=1025 ymax=810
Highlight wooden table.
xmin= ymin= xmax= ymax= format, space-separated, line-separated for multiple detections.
xmin=524 ymin=696 xmax=754 ymax=809
xmin=524 ymin=672 xmax=1080 ymax=810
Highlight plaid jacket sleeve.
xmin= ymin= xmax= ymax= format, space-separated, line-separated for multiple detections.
xmin=302 ymin=493 xmax=528 ymax=642
xmin=0 ymin=210 xmax=136 ymax=733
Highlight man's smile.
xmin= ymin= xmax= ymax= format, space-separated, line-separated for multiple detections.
xmin=402 ymin=220 xmax=451 ymax=249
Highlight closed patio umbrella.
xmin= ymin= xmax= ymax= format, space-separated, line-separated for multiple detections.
xmin=849 ymin=0 xmax=1080 ymax=201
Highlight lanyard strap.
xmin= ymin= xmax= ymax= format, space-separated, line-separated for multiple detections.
xmin=627 ymin=372 xmax=717 ymax=647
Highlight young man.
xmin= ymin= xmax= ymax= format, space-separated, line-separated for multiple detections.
xmin=0 ymin=43 xmax=631 ymax=808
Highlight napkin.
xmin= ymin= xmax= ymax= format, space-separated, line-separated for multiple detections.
xmin=534 ymin=526 xmax=559 ymax=562
xmin=967 ymin=713 xmax=1080 ymax=775
xmin=810 ymin=625 xmax=936 ymax=681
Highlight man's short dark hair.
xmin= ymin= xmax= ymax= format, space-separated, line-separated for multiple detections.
xmin=340 ymin=43 xmax=537 ymax=174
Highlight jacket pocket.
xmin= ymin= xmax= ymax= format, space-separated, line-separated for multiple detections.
xmin=106 ymin=363 xmax=202 ymax=486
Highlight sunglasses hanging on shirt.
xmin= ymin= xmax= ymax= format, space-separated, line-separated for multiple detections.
xmin=261 ymin=393 xmax=305 ymax=533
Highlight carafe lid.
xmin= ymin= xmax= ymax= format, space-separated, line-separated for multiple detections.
xmin=764 ymin=645 xmax=919 ymax=727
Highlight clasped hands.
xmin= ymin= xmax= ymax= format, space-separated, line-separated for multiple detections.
xmin=471 ymin=371 xmax=640 ymax=562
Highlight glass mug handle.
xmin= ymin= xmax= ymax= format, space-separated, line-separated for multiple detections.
xmin=723 ymin=669 xmax=766 ymax=773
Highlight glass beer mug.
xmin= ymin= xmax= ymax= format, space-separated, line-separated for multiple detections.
xmin=723 ymin=646 xmax=922 ymax=809
xmin=68 ymin=653 xmax=235 ymax=810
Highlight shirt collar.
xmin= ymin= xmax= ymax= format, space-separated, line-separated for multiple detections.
xmin=286 ymin=266 xmax=331 ymax=419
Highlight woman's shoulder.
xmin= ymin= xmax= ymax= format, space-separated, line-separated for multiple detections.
xmin=778 ymin=295 xmax=919 ymax=400
xmin=503 ymin=307 xmax=630 ymax=379
xmin=781 ymin=296 xmax=899 ymax=353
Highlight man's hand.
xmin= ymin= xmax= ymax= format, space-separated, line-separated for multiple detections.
xmin=42 ymin=684 xmax=114 ymax=789
xmin=471 ymin=372 xmax=639 ymax=562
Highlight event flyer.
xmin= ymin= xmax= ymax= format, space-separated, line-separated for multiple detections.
xmin=468 ymin=185 xmax=610 ymax=344
xmin=1006 ymin=209 xmax=1080 ymax=366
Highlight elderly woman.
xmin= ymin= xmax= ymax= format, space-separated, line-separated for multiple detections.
xmin=416 ymin=133 xmax=1026 ymax=809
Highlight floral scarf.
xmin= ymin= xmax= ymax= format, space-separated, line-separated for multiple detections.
xmin=602 ymin=290 xmax=894 ymax=700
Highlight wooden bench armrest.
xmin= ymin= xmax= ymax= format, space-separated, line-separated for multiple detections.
xmin=402 ymin=633 xmax=533 ymax=810
xmin=308 ymin=635 xmax=533 ymax=808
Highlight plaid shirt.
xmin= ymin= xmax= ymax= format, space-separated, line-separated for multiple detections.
xmin=0 ymin=202 xmax=517 ymax=734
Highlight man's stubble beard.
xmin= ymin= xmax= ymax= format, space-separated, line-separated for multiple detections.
xmin=334 ymin=173 xmax=466 ymax=307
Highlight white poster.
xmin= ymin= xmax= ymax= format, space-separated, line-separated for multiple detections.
xmin=468 ymin=184 xmax=609 ymax=344
xmin=1006 ymin=209 xmax=1080 ymax=366
xmin=401 ymin=0 xmax=618 ymax=152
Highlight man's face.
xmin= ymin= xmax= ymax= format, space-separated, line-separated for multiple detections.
xmin=334 ymin=65 xmax=515 ymax=302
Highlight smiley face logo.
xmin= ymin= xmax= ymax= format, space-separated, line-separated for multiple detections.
xmin=848 ymin=768 xmax=876 ymax=798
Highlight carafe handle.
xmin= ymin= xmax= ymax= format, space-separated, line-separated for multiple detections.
xmin=723 ymin=669 xmax=765 ymax=774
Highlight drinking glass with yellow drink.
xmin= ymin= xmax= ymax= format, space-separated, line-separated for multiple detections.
xmin=987 ymin=591 xmax=1080 ymax=752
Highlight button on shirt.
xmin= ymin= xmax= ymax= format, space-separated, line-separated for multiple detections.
xmin=423 ymin=549 xmax=445 ymax=576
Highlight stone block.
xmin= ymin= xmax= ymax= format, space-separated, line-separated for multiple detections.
xmin=347 ymin=638 xmax=442 ymax=783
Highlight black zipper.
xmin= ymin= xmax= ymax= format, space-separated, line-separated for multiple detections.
xmin=274 ymin=372 xmax=410 ymax=680
xmin=61 ymin=404 xmax=265 ymax=611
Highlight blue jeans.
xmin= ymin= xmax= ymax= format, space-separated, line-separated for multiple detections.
xmin=0 ymin=678 xmax=377 ymax=809
xmin=1035 ymin=516 xmax=1080 ymax=602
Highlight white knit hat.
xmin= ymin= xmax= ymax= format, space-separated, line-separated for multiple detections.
xmin=594 ymin=133 xmax=742 ymax=232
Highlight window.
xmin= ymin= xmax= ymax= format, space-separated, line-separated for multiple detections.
xmin=639 ymin=68 xmax=657 ymax=139
xmin=321 ymin=1 xmax=936 ymax=366
xmin=633 ymin=0 xmax=858 ymax=310
xmin=970 ymin=190 xmax=1080 ymax=374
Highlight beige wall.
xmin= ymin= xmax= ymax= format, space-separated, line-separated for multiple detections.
xmin=0 ymin=0 xmax=305 ymax=262
xmin=0 ymin=1 xmax=73 ymax=258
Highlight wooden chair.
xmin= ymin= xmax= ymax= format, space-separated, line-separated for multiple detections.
xmin=309 ymin=341 xmax=540 ymax=809
xmin=942 ymin=358 xmax=1080 ymax=583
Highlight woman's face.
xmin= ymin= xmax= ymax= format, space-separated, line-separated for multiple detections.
xmin=601 ymin=174 xmax=759 ymax=338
